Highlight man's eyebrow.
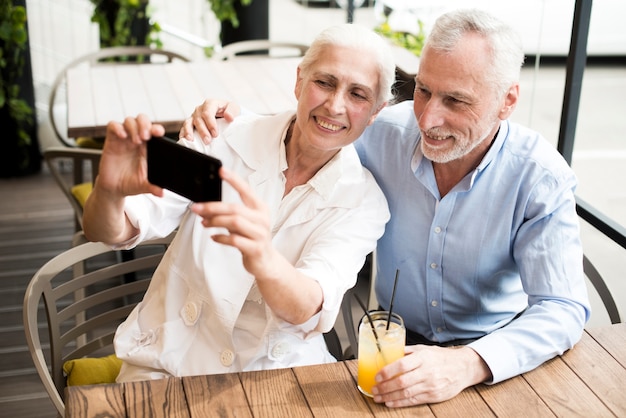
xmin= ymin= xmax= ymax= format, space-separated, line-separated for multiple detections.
xmin=415 ymin=77 xmax=473 ymax=102
xmin=447 ymin=90 xmax=473 ymax=102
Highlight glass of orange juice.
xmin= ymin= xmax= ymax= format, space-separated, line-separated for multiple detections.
xmin=357 ymin=310 xmax=405 ymax=397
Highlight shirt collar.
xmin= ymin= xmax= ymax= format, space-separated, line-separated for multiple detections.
xmin=307 ymin=150 xmax=344 ymax=200
xmin=224 ymin=111 xmax=351 ymax=201
xmin=476 ymin=120 xmax=509 ymax=172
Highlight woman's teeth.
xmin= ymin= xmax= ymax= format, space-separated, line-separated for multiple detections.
xmin=317 ymin=119 xmax=341 ymax=131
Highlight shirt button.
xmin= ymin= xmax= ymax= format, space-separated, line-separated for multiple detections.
xmin=430 ymin=262 xmax=438 ymax=269
xmin=431 ymin=300 xmax=438 ymax=307
xmin=220 ymin=349 xmax=234 ymax=366
xmin=436 ymin=327 xmax=443 ymax=333
xmin=434 ymin=226 xmax=442 ymax=234
xmin=181 ymin=301 xmax=199 ymax=326
xmin=271 ymin=342 xmax=291 ymax=359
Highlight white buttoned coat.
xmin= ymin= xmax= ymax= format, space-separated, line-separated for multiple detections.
xmin=113 ymin=111 xmax=390 ymax=381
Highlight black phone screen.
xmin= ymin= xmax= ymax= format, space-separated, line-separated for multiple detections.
xmin=147 ymin=136 xmax=222 ymax=202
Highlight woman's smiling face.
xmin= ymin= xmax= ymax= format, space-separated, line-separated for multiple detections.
xmin=292 ymin=45 xmax=385 ymax=156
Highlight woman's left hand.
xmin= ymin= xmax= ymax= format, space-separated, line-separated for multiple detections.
xmin=190 ymin=167 xmax=277 ymax=277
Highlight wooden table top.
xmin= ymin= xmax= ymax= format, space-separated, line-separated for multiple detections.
xmin=66 ymin=57 xmax=301 ymax=138
xmin=65 ymin=324 xmax=626 ymax=417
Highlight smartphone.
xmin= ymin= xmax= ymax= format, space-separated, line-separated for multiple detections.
xmin=147 ymin=136 xmax=222 ymax=202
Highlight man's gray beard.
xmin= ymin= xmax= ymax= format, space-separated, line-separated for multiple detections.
xmin=420 ymin=123 xmax=496 ymax=164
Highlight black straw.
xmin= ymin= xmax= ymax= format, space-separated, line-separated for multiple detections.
xmin=354 ymin=293 xmax=382 ymax=353
xmin=386 ymin=269 xmax=400 ymax=330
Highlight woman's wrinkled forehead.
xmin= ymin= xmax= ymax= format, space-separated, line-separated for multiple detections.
xmin=301 ymin=45 xmax=380 ymax=94
xmin=298 ymin=24 xmax=396 ymax=104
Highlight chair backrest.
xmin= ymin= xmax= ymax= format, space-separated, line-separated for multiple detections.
xmin=44 ymin=147 xmax=102 ymax=232
xmin=215 ymin=40 xmax=309 ymax=60
xmin=339 ymin=251 xmax=377 ymax=360
xmin=48 ymin=46 xmax=190 ymax=148
xmin=584 ymin=254 xmax=621 ymax=324
xmin=23 ymin=234 xmax=173 ymax=417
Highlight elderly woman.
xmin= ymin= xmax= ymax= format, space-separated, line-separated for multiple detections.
xmin=82 ymin=23 xmax=395 ymax=382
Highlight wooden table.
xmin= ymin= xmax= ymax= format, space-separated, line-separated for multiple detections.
xmin=65 ymin=324 xmax=626 ymax=417
xmin=66 ymin=57 xmax=301 ymax=138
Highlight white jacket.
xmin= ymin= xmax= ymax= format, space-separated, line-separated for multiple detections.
xmin=114 ymin=111 xmax=389 ymax=381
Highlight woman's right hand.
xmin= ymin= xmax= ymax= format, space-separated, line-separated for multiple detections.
xmin=83 ymin=114 xmax=164 ymax=244
xmin=96 ymin=114 xmax=165 ymax=199
xmin=179 ymin=99 xmax=241 ymax=144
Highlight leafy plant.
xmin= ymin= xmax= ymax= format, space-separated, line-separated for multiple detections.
xmin=208 ymin=0 xmax=253 ymax=29
xmin=0 ymin=0 xmax=34 ymax=164
xmin=200 ymin=0 xmax=253 ymax=57
xmin=89 ymin=0 xmax=162 ymax=50
xmin=88 ymin=1 xmax=253 ymax=58
xmin=374 ymin=18 xmax=426 ymax=57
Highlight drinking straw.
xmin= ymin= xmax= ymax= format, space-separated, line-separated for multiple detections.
xmin=386 ymin=269 xmax=400 ymax=330
xmin=354 ymin=293 xmax=382 ymax=353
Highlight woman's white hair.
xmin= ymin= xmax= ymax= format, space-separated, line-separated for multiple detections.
xmin=427 ymin=8 xmax=525 ymax=96
xmin=299 ymin=23 xmax=396 ymax=105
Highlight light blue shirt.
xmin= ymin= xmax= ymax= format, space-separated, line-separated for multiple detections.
xmin=355 ymin=101 xmax=591 ymax=383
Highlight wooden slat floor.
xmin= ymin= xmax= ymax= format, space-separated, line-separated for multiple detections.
xmin=0 ymin=163 xmax=74 ymax=417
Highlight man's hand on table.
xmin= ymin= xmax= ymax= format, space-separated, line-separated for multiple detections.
xmin=372 ymin=345 xmax=491 ymax=408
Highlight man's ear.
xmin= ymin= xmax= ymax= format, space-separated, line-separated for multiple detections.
xmin=499 ymin=83 xmax=519 ymax=120
xmin=367 ymin=101 xmax=388 ymax=126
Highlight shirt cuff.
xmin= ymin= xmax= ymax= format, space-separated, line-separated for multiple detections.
xmin=468 ymin=335 xmax=516 ymax=384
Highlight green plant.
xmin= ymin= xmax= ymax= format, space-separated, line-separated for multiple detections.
xmin=374 ymin=18 xmax=426 ymax=57
xmin=208 ymin=0 xmax=253 ymax=28
xmin=0 ymin=0 xmax=34 ymax=162
xmin=89 ymin=0 xmax=161 ymax=50
xmin=200 ymin=0 xmax=253 ymax=57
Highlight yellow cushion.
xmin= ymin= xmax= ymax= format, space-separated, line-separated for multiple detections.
xmin=63 ymin=354 xmax=123 ymax=386
xmin=76 ymin=136 xmax=104 ymax=149
xmin=71 ymin=182 xmax=93 ymax=207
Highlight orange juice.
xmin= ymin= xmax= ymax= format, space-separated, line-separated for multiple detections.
xmin=357 ymin=311 xmax=405 ymax=397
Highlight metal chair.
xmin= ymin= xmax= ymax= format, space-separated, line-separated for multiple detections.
xmin=44 ymin=147 xmax=139 ymax=294
xmin=584 ymin=254 xmax=621 ymax=324
xmin=43 ymin=147 xmax=101 ymax=236
xmin=45 ymin=46 xmax=189 ymax=242
xmin=23 ymin=232 xmax=354 ymax=416
xmin=339 ymin=251 xmax=377 ymax=360
xmin=215 ymin=40 xmax=309 ymax=60
xmin=22 ymin=234 xmax=173 ymax=417
xmin=48 ymin=46 xmax=190 ymax=148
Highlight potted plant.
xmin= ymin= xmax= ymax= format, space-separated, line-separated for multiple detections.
xmin=0 ymin=0 xmax=38 ymax=177
xmin=207 ymin=0 xmax=266 ymax=49
xmin=207 ymin=0 xmax=253 ymax=28
xmin=89 ymin=0 xmax=162 ymax=50
xmin=88 ymin=1 xmax=261 ymax=58
xmin=373 ymin=5 xmax=426 ymax=58
xmin=374 ymin=19 xmax=426 ymax=57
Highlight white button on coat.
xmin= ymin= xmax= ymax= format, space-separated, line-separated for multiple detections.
xmin=181 ymin=301 xmax=200 ymax=326
xmin=220 ymin=349 xmax=235 ymax=367
xmin=271 ymin=341 xmax=291 ymax=359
